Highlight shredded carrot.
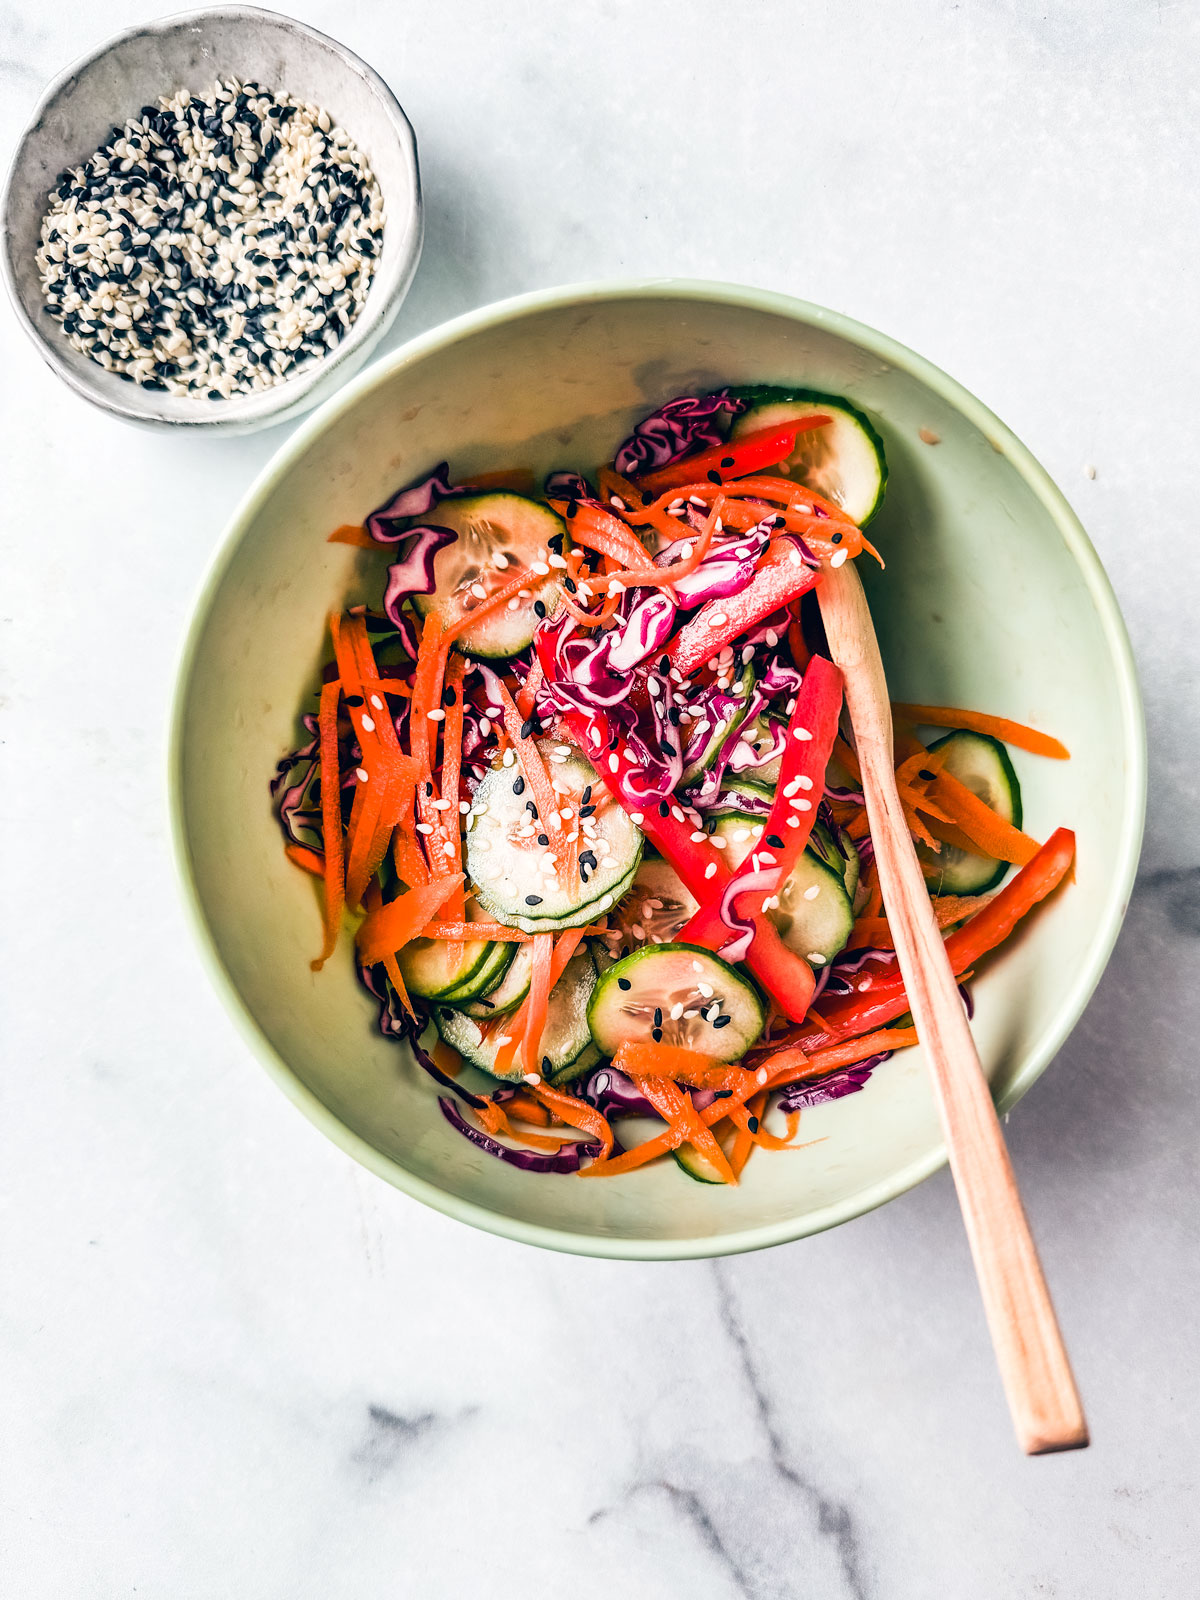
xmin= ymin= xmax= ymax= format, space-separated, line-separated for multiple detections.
xmin=486 ymin=676 xmax=572 ymax=872
xmin=629 ymin=1074 xmax=737 ymax=1183
xmin=892 ymin=703 xmax=1070 ymax=760
xmin=502 ymin=1090 xmax=552 ymax=1125
xmin=311 ymin=677 xmax=346 ymax=970
xmin=759 ymin=1026 xmax=921 ymax=1088
xmin=327 ymin=522 xmax=377 ymax=548
xmin=580 ymin=1066 xmax=763 ymax=1178
xmin=847 ymin=890 xmax=993 ymax=950
xmin=612 ymin=1042 xmax=723 ymax=1082
xmin=492 ymin=928 xmax=587 ymax=1078
xmin=532 ymin=1081 xmax=614 ymax=1159
xmin=355 ymin=875 xmax=465 ymax=966
xmin=285 ymin=842 xmax=324 ymax=877
xmin=728 ymin=1095 xmax=801 ymax=1150
xmin=381 ymin=951 xmax=416 ymax=1021
xmin=521 ymin=934 xmax=556 ymax=1080
xmin=728 ymin=1117 xmax=757 ymax=1179
xmin=550 ymin=501 xmax=655 ymax=569
xmin=928 ymin=766 xmax=1041 ymax=865
xmin=440 ymin=567 xmax=558 ymax=652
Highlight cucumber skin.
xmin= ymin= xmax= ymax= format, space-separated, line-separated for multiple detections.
xmin=721 ymin=385 xmax=889 ymax=527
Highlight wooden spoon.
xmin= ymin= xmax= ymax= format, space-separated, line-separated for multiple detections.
xmin=817 ymin=560 xmax=1088 ymax=1455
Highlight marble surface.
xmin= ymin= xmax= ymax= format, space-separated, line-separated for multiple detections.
xmin=2 ymin=1 xmax=1197 ymax=1594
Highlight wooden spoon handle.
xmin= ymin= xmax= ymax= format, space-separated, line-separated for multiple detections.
xmin=818 ymin=562 xmax=1088 ymax=1455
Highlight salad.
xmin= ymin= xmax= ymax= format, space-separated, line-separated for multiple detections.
xmin=272 ymin=386 xmax=1074 ymax=1183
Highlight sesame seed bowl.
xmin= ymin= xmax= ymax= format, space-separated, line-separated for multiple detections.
xmin=171 ymin=280 xmax=1145 ymax=1259
xmin=1 ymin=5 xmax=422 ymax=433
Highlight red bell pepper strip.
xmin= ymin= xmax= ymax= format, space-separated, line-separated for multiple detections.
xmin=678 ymin=654 xmax=843 ymax=948
xmin=664 ymin=541 xmax=820 ymax=679
xmin=636 ymin=419 xmax=830 ymax=496
xmin=790 ymin=828 xmax=1076 ymax=1049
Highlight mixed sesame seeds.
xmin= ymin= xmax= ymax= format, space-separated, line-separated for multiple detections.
xmin=35 ymin=77 xmax=384 ymax=399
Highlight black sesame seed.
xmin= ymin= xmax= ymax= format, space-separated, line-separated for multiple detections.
xmin=537 ymin=833 xmax=549 ymax=846
xmin=542 ymin=1056 xmax=552 ymax=1073
xmin=713 ymin=1015 xmax=732 ymax=1029
xmin=658 ymin=800 xmax=670 ymax=817
xmin=668 ymin=708 xmax=682 ymax=726
xmin=547 ymin=533 xmax=564 ymax=553
xmin=533 ymin=600 xmax=547 ymax=618
xmin=344 ymin=694 xmax=364 ymax=708
xmin=659 ymin=656 xmax=670 ymax=674
xmin=653 ymin=1007 xmax=663 ymax=1026
xmin=425 ymin=781 xmax=434 ymax=796
xmin=520 ymin=717 xmax=536 ymax=739
xmin=443 ymin=686 xmax=457 ymax=706
xmin=720 ymin=456 xmax=735 ymax=468
xmin=563 ymin=577 xmax=577 ymax=594
xmin=830 ymin=531 xmax=843 ymax=544
xmin=747 ymin=1115 xmax=760 ymax=1133
xmin=651 ymin=1027 xmax=663 ymax=1043
xmin=707 ymin=470 xmax=722 ymax=484
xmin=581 ymin=785 xmax=592 ymax=805
xmin=773 ymin=516 xmax=786 ymax=529
xmin=617 ymin=977 xmax=632 ymax=990
xmin=525 ymin=895 xmax=543 ymax=906
xmin=512 ymin=776 xmax=526 ymax=795
xmin=712 ymin=1088 xmax=733 ymax=1100
xmin=766 ymin=833 xmax=784 ymax=849
xmin=918 ymin=769 xmax=936 ymax=782
xmin=526 ymin=801 xmax=538 ymax=816
xmin=579 ymin=805 xmax=596 ymax=819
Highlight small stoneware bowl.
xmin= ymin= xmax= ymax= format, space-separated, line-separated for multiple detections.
xmin=0 ymin=5 xmax=422 ymax=433
xmin=171 ymin=280 xmax=1145 ymax=1258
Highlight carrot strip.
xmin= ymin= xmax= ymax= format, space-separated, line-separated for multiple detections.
xmin=532 ymin=1082 xmax=614 ymax=1159
xmin=381 ymin=951 xmax=416 ymax=1021
xmin=580 ymin=1063 xmax=763 ymax=1178
xmin=727 ymin=1090 xmax=801 ymax=1150
xmin=892 ymin=703 xmax=1070 ymax=760
xmin=551 ymin=501 xmax=655 ymax=569
xmin=757 ymin=1026 xmax=921 ymax=1088
xmin=327 ymin=522 xmax=377 ymax=548
xmin=629 ymin=1075 xmax=737 ymax=1184
xmin=311 ymin=678 xmax=346 ymax=971
xmin=486 ymin=676 xmax=571 ymax=872
xmin=285 ymin=843 xmax=324 ymax=877
xmin=928 ymin=766 xmax=1041 ymax=865
xmin=492 ymin=928 xmax=587 ymax=1078
xmin=355 ymin=875 xmax=466 ymax=966
xmin=729 ymin=1117 xmax=757 ymax=1180
xmin=521 ymin=934 xmax=556 ymax=1080
xmin=612 ymin=1042 xmax=722 ymax=1082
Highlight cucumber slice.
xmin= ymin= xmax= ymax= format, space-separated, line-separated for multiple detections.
xmin=459 ymin=942 xmax=532 ymax=1018
xmin=717 ymin=775 xmax=775 ymax=812
xmin=434 ymin=944 xmax=600 ymax=1082
xmin=587 ymin=943 xmax=765 ymax=1063
xmin=769 ymin=853 xmax=855 ymax=968
xmin=612 ymin=856 xmax=700 ymax=946
xmin=917 ymin=730 xmax=1021 ymax=895
xmin=673 ymin=1139 xmax=734 ymax=1184
xmin=727 ymin=387 xmax=888 ymax=526
xmin=411 ymin=492 xmax=564 ymax=658
xmin=467 ymin=741 xmax=643 ymax=931
xmin=397 ymin=903 xmax=515 ymax=1002
xmin=809 ymin=820 xmax=860 ymax=900
xmin=680 ymin=661 xmax=757 ymax=786
xmin=710 ymin=815 xmax=854 ymax=966
xmin=727 ymin=712 xmax=786 ymax=787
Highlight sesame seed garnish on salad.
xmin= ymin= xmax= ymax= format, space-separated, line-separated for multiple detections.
xmin=272 ymin=384 xmax=1076 ymax=1180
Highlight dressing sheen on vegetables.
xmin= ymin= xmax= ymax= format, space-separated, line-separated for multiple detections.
xmin=274 ymin=384 xmax=1073 ymax=1183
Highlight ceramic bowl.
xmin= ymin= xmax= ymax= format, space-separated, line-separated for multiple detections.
xmin=171 ymin=280 xmax=1145 ymax=1258
xmin=0 ymin=5 xmax=421 ymax=433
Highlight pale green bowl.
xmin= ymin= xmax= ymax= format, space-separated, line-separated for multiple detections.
xmin=170 ymin=280 xmax=1145 ymax=1259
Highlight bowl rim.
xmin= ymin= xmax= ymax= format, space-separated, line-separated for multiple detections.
xmin=169 ymin=276 xmax=1147 ymax=1260
xmin=0 ymin=2 xmax=422 ymax=432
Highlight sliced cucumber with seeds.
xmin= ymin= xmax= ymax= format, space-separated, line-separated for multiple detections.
xmin=434 ymin=944 xmax=601 ymax=1083
xmin=917 ymin=730 xmax=1021 ymax=895
xmin=588 ymin=943 xmax=765 ymax=1063
xmin=397 ymin=903 xmax=515 ymax=1002
xmin=709 ymin=815 xmax=854 ymax=967
xmin=459 ymin=941 xmax=532 ymax=1018
xmin=467 ymin=741 xmax=643 ymax=931
xmin=769 ymin=852 xmax=854 ymax=968
xmin=412 ymin=492 xmax=564 ymax=658
xmin=726 ymin=386 xmax=888 ymax=526
xmin=613 ymin=855 xmax=699 ymax=947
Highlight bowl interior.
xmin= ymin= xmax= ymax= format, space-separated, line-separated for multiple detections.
xmin=174 ymin=285 xmax=1142 ymax=1257
xmin=2 ymin=5 xmax=420 ymax=431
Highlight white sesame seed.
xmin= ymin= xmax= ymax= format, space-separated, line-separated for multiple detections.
xmin=756 ymin=1068 xmax=769 ymax=1086
xmin=427 ymin=709 xmax=445 ymax=721
xmin=523 ymin=1071 xmax=541 ymax=1085
xmin=442 ymin=840 xmax=456 ymax=857
xmin=630 ymin=812 xmax=644 ymax=824
xmin=531 ymin=561 xmax=551 ymax=576
xmin=432 ymin=798 xmax=452 ymax=811
xmin=704 ymin=862 xmax=718 ymax=880
xmin=708 ymin=612 xmax=728 ymax=628
xmin=797 ymin=775 xmax=814 ymax=789
xmin=359 ymin=713 xmax=376 ymax=733
xmin=804 ymin=884 xmax=820 ymax=900
xmin=807 ymin=952 xmax=827 ymax=965
xmin=697 ymin=981 xmax=714 ymax=998
xmin=492 ymin=551 xmax=509 ymax=569
xmin=830 ymin=549 xmax=848 ymax=568
xmin=608 ymin=754 xmax=619 ymax=773
xmin=792 ymin=727 xmax=813 ymax=741
xmin=415 ymin=822 xmax=433 ymax=834
xmin=669 ymin=1003 xmax=684 ymax=1021
xmin=547 ymin=553 xmax=568 ymax=569
xmin=355 ymin=767 xmax=369 ymax=782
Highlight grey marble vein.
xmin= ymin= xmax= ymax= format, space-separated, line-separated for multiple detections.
xmin=713 ymin=1264 xmax=871 ymax=1600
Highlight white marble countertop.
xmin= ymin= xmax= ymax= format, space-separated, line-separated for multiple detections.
xmin=2 ymin=2 xmax=1197 ymax=1594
